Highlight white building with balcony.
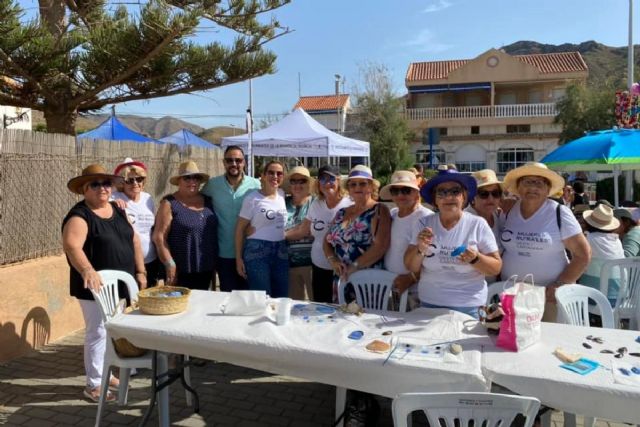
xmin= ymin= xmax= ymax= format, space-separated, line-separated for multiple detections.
xmin=404 ymin=48 xmax=588 ymax=174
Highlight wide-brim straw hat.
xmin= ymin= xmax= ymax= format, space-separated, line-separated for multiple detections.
xmin=344 ymin=164 xmax=380 ymax=188
xmin=420 ymin=168 xmax=477 ymax=205
xmin=472 ymin=169 xmax=502 ymax=190
xmin=380 ymin=170 xmax=421 ymax=200
xmin=282 ymin=165 xmax=315 ymax=193
xmin=67 ymin=164 xmax=123 ymax=195
xmin=114 ymin=157 xmax=147 ymax=177
xmin=503 ymin=162 xmax=565 ymax=197
xmin=583 ymin=204 xmax=620 ymax=231
xmin=169 ymin=160 xmax=209 ymax=185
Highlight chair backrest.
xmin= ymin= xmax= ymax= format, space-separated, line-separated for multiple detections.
xmin=600 ymin=257 xmax=640 ymax=313
xmin=91 ymin=270 xmax=139 ymax=323
xmin=486 ymin=280 xmax=514 ymax=305
xmin=339 ymin=269 xmax=405 ymax=312
xmin=555 ymin=284 xmax=614 ymax=328
xmin=392 ymin=392 xmax=540 ymax=427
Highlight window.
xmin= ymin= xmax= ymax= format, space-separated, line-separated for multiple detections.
xmin=551 ymin=88 xmax=566 ymax=101
xmin=506 ymin=124 xmax=531 ymax=134
xmin=529 ymin=90 xmax=542 ymax=104
xmin=471 ymin=126 xmax=480 ymax=135
xmin=415 ymin=148 xmax=445 ymax=168
xmin=439 ymin=127 xmax=448 ymax=136
xmin=498 ymin=92 xmax=517 ymax=105
xmin=497 ymin=148 xmax=534 ymax=174
xmin=455 ymin=161 xmax=486 ymax=172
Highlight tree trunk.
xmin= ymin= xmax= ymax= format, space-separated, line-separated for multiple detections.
xmin=43 ymin=108 xmax=78 ymax=135
xmin=39 ymin=0 xmax=66 ymax=37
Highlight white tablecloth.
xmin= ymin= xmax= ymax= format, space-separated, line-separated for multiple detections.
xmin=482 ymin=322 xmax=640 ymax=424
xmin=107 ymin=291 xmax=489 ymax=398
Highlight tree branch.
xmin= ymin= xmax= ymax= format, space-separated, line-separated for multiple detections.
xmin=0 ymin=91 xmax=40 ymax=110
xmin=0 ymin=48 xmax=55 ymax=99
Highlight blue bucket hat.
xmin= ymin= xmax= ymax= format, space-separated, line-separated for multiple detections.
xmin=420 ymin=168 xmax=477 ymax=205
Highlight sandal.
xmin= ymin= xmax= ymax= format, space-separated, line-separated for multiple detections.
xmin=108 ymin=376 xmax=120 ymax=392
xmin=83 ymin=386 xmax=115 ymax=403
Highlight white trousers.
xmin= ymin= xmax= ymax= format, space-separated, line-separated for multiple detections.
xmin=78 ymin=299 xmax=105 ymax=389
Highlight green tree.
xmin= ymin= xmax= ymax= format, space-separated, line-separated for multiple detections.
xmin=353 ymin=62 xmax=412 ymax=180
xmin=0 ymin=0 xmax=290 ymax=134
xmin=555 ymin=83 xmax=616 ymax=144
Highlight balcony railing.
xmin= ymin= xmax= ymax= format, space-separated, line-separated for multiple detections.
xmin=404 ymin=103 xmax=558 ymax=121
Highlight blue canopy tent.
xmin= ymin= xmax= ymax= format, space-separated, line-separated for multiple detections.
xmin=160 ymin=129 xmax=218 ymax=150
xmin=77 ymin=115 xmax=161 ymax=143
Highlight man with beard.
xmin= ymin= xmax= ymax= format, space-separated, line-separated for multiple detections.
xmin=202 ymin=146 xmax=260 ymax=291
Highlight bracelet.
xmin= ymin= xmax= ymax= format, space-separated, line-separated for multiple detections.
xmin=469 ymin=254 xmax=480 ymax=265
xmin=164 ymin=259 xmax=176 ymax=268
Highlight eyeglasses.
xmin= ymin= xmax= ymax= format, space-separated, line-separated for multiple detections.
xmin=520 ymin=178 xmax=548 ymax=188
xmin=182 ymin=175 xmax=201 ymax=182
xmin=88 ymin=180 xmax=112 ymax=190
xmin=477 ymin=189 xmax=502 ymax=199
xmin=124 ymin=176 xmax=145 ymax=185
xmin=266 ymin=170 xmax=284 ymax=177
xmin=224 ymin=158 xmax=244 ymax=164
xmin=390 ymin=187 xmax=414 ymax=196
xmin=289 ymin=178 xmax=308 ymax=185
xmin=319 ymin=174 xmax=337 ymax=184
xmin=348 ymin=181 xmax=369 ymax=189
xmin=435 ymin=187 xmax=463 ymax=198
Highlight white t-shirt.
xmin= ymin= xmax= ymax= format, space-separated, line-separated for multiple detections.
xmin=410 ymin=212 xmax=498 ymax=307
xmin=306 ymin=197 xmax=353 ymax=269
xmin=500 ymin=199 xmax=582 ymax=286
xmin=385 ymin=205 xmax=433 ymax=274
xmin=112 ymin=191 xmax=157 ymax=263
xmin=238 ymin=190 xmax=287 ymax=242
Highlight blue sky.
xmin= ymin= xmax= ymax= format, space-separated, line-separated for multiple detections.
xmin=21 ymin=0 xmax=640 ymax=129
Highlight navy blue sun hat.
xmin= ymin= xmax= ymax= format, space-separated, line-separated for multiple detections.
xmin=420 ymin=168 xmax=477 ymax=205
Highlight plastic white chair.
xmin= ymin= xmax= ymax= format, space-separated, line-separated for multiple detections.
xmin=337 ymin=269 xmax=407 ymax=313
xmin=486 ymin=280 xmax=515 ymax=305
xmin=92 ymin=270 xmax=170 ymax=427
xmin=600 ymin=257 xmax=640 ymax=329
xmin=556 ymin=284 xmax=614 ymax=329
xmin=392 ymin=392 xmax=540 ymax=427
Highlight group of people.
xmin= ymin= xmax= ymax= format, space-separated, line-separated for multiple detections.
xmin=63 ymin=147 xmax=636 ymax=402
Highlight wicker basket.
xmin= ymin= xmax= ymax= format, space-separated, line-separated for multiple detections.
xmin=138 ymin=286 xmax=191 ymax=315
xmin=113 ymin=305 xmax=147 ymax=357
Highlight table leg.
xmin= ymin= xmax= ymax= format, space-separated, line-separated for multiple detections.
xmin=180 ymin=355 xmax=200 ymax=413
xmin=139 ymin=351 xmax=158 ymax=427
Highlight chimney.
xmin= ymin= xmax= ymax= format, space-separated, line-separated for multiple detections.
xmin=334 ymin=74 xmax=341 ymax=95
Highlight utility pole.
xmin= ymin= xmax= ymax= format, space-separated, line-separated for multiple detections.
xmin=625 ymin=0 xmax=635 ymax=203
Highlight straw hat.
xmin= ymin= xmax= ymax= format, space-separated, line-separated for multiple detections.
xmin=114 ymin=157 xmax=147 ymax=177
xmin=67 ymin=164 xmax=123 ymax=195
xmin=282 ymin=165 xmax=314 ymax=193
xmin=345 ymin=165 xmax=380 ymax=188
xmin=420 ymin=167 xmax=477 ymax=205
xmin=503 ymin=162 xmax=564 ymax=196
xmin=472 ymin=169 xmax=502 ymax=189
xmin=583 ymin=204 xmax=620 ymax=231
xmin=380 ymin=170 xmax=420 ymax=200
xmin=169 ymin=160 xmax=210 ymax=185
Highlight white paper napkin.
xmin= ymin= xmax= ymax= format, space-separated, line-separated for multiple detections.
xmin=220 ymin=290 xmax=267 ymax=315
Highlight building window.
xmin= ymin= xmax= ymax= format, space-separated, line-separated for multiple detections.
xmin=497 ymin=148 xmax=534 ymax=174
xmin=455 ymin=161 xmax=486 ymax=172
xmin=439 ymin=127 xmax=448 ymax=136
xmin=506 ymin=124 xmax=531 ymax=134
xmin=471 ymin=126 xmax=480 ymax=135
xmin=415 ymin=148 xmax=445 ymax=168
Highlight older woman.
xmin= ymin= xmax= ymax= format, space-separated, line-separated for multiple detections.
xmin=500 ymin=162 xmax=590 ymax=321
xmin=283 ymin=166 xmax=315 ymax=300
xmin=405 ymin=167 xmax=501 ymax=318
xmin=112 ymin=158 xmax=161 ymax=286
xmin=62 ymin=164 xmax=146 ymax=402
xmin=286 ymin=164 xmax=352 ymax=303
xmin=235 ymin=161 xmax=289 ymax=297
xmin=152 ymin=161 xmax=217 ymax=290
xmin=324 ymin=165 xmax=391 ymax=302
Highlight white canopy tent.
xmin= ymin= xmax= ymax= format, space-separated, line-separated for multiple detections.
xmin=221 ymin=108 xmax=370 ymax=162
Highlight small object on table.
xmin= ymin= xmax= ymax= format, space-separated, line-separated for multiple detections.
xmin=619 ymin=368 xmax=631 ymax=376
xmin=382 ymin=330 xmax=393 ymax=336
xmin=276 ymin=298 xmax=292 ymax=325
xmin=560 ymin=358 xmax=599 ymax=375
xmin=629 ymin=352 xmax=640 ymax=357
xmin=582 ymin=342 xmax=592 ymax=349
xmin=348 ymin=330 xmax=364 ymax=340
xmin=632 ymin=367 xmax=640 ymax=375
xmin=601 ymin=349 xmax=615 ymax=354
xmin=451 ymin=245 xmax=467 ymax=257
xmin=365 ymin=340 xmax=391 ymax=354
xmin=340 ymin=301 xmax=364 ymax=315
xmin=449 ymin=343 xmax=462 ymax=355
xmin=636 ymin=336 xmax=640 ymax=344
xmin=554 ymin=347 xmax=582 ymax=363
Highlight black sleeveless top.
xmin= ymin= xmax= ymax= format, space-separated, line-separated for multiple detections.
xmin=62 ymin=201 xmax=136 ymax=300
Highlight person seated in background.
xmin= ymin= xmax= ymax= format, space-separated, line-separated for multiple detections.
xmin=573 ymin=204 xmax=590 ymax=233
xmin=572 ymin=180 xmax=590 ymax=205
xmin=380 ymin=170 xmax=433 ymax=310
xmin=579 ymin=204 xmax=623 ymax=307
xmin=561 ymin=184 xmax=574 ymax=208
xmin=614 ymin=208 xmax=640 ymax=257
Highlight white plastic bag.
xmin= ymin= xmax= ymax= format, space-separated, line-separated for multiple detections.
xmin=496 ymin=275 xmax=545 ymax=352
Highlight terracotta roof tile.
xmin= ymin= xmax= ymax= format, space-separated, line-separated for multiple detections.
xmin=406 ymin=52 xmax=588 ymax=82
xmin=294 ymin=94 xmax=349 ymax=111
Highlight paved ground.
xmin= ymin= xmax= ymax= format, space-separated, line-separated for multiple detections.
xmin=0 ymin=330 xmax=630 ymax=426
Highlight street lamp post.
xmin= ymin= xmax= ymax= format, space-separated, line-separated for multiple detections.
xmin=625 ymin=0 xmax=635 ymax=203
xmin=230 ymin=124 xmax=236 ymax=136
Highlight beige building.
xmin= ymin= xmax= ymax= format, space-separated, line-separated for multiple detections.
xmin=293 ymin=93 xmax=351 ymax=133
xmin=404 ymin=48 xmax=588 ymax=175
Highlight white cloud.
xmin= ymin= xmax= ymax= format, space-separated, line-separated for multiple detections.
xmin=403 ymin=28 xmax=452 ymax=54
xmin=422 ymin=0 xmax=452 ymax=13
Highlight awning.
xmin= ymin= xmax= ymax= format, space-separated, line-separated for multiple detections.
xmin=409 ymin=82 xmax=491 ymax=94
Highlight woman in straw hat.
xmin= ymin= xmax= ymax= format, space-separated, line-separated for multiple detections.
xmin=323 ymin=165 xmax=391 ymax=302
xmin=152 ymin=160 xmax=217 ymax=290
xmin=579 ymin=204 xmax=623 ymax=307
xmin=500 ymin=162 xmax=590 ymax=321
xmin=467 ymin=169 xmax=503 ymax=242
xmin=112 ymin=158 xmax=162 ymax=287
xmin=282 ymin=166 xmax=315 ymax=300
xmin=62 ymin=164 xmax=146 ymax=402
xmin=405 ymin=166 xmax=501 ymax=318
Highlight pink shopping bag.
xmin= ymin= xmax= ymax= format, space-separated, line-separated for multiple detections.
xmin=496 ymin=275 xmax=545 ymax=352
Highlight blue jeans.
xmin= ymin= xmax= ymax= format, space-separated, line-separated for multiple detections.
xmin=421 ymin=302 xmax=480 ymax=319
xmin=243 ymin=239 xmax=289 ymax=298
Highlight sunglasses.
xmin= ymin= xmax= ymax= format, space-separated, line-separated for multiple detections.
xmin=88 ymin=180 xmax=112 ymax=190
xmin=319 ymin=174 xmax=337 ymax=184
xmin=224 ymin=157 xmax=244 ymax=164
xmin=390 ymin=187 xmax=414 ymax=196
xmin=182 ymin=175 xmax=202 ymax=182
xmin=266 ymin=170 xmax=284 ymax=177
xmin=348 ymin=181 xmax=369 ymax=189
xmin=289 ymin=178 xmax=308 ymax=185
xmin=435 ymin=187 xmax=463 ymax=198
xmin=477 ymin=189 xmax=502 ymax=199
xmin=124 ymin=176 xmax=145 ymax=185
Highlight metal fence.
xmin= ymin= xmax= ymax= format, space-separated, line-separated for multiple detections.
xmin=0 ymin=130 xmax=223 ymax=265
